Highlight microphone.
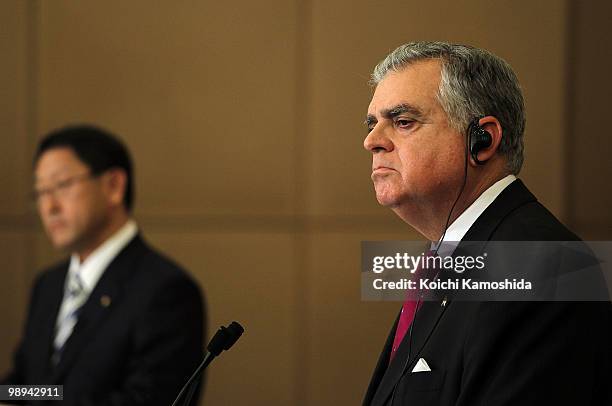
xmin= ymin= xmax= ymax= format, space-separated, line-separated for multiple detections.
xmin=207 ymin=321 xmax=244 ymax=356
xmin=171 ymin=321 xmax=244 ymax=406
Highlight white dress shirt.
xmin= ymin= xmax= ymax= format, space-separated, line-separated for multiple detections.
xmin=432 ymin=175 xmax=516 ymax=255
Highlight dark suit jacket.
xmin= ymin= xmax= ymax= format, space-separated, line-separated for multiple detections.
xmin=364 ymin=180 xmax=612 ymax=406
xmin=2 ymin=235 xmax=205 ymax=406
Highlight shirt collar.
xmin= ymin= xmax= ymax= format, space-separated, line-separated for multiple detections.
xmin=432 ymin=175 xmax=516 ymax=255
xmin=68 ymin=219 xmax=138 ymax=292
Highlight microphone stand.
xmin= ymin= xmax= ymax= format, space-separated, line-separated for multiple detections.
xmin=172 ymin=352 xmax=215 ymax=406
xmin=170 ymin=321 xmax=244 ymax=406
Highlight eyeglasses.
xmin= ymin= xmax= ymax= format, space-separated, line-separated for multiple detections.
xmin=32 ymin=173 xmax=97 ymax=203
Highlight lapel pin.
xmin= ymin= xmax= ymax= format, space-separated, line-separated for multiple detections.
xmin=441 ymin=297 xmax=447 ymax=307
xmin=100 ymin=295 xmax=112 ymax=307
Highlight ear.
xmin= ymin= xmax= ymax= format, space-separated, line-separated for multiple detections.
xmin=470 ymin=116 xmax=503 ymax=166
xmin=102 ymin=168 xmax=128 ymax=209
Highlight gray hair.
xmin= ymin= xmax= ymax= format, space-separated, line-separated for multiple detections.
xmin=371 ymin=41 xmax=525 ymax=174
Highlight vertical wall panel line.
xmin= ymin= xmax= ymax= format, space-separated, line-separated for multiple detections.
xmin=563 ymin=0 xmax=576 ymax=228
xmin=24 ymin=0 xmax=40 ymax=287
xmin=293 ymin=0 xmax=312 ymax=404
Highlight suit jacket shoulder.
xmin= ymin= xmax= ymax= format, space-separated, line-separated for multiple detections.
xmin=462 ymin=179 xmax=580 ymax=242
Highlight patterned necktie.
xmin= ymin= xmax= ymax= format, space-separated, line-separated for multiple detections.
xmin=52 ymin=271 xmax=87 ymax=364
xmin=389 ymin=250 xmax=436 ymax=362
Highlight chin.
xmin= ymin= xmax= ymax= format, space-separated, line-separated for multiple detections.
xmin=373 ymin=179 xmax=407 ymax=206
xmin=49 ymin=233 xmax=76 ymax=252
xmin=375 ymin=192 xmax=402 ymax=208
xmin=52 ymin=240 xmax=71 ymax=251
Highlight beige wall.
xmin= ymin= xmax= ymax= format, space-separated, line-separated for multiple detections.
xmin=568 ymin=1 xmax=612 ymax=239
xmin=0 ymin=0 xmax=35 ymax=378
xmin=0 ymin=0 xmax=609 ymax=404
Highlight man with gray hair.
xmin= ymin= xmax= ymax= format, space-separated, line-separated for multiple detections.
xmin=362 ymin=42 xmax=610 ymax=405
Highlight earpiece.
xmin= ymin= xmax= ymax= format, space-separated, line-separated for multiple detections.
xmin=468 ymin=117 xmax=492 ymax=165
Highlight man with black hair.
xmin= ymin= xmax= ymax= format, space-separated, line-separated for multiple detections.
xmin=2 ymin=125 xmax=205 ymax=406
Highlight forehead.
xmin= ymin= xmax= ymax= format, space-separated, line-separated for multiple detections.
xmin=368 ymin=59 xmax=442 ymax=116
xmin=35 ymin=147 xmax=88 ymax=181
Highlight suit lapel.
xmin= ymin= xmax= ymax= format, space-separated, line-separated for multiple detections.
xmin=51 ymin=235 xmax=145 ymax=382
xmin=369 ymin=299 xmax=449 ymax=406
xmin=33 ymin=266 xmax=68 ymax=382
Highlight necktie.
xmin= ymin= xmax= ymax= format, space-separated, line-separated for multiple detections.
xmin=389 ymin=250 xmax=436 ymax=362
xmin=52 ymin=271 xmax=87 ymax=363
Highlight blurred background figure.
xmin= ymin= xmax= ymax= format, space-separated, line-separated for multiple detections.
xmin=1 ymin=125 xmax=205 ymax=406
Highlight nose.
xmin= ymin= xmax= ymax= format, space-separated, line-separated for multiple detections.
xmin=364 ymin=124 xmax=393 ymax=153
xmin=37 ymin=192 xmax=61 ymax=218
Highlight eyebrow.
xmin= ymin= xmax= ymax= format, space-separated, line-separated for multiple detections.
xmin=365 ymin=103 xmax=425 ymax=126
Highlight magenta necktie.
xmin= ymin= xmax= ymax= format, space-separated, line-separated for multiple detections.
xmin=389 ymin=250 xmax=436 ymax=362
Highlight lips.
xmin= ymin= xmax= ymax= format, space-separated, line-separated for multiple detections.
xmin=46 ymin=220 xmax=66 ymax=233
xmin=372 ymin=166 xmax=396 ymax=173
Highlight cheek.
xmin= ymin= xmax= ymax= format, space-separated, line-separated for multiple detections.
xmin=81 ymin=195 xmax=109 ymax=226
xmin=58 ymin=205 xmax=80 ymax=232
xmin=64 ymin=198 xmax=95 ymax=227
xmin=397 ymin=144 xmax=440 ymax=179
xmin=399 ymin=142 xmax=465 ymax=186
xmin=438 ymin=146 xmax=465 ymax=171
